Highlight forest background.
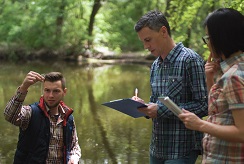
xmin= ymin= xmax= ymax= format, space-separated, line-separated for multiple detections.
xmin=0 ymin=0 xmax=243 ymax=62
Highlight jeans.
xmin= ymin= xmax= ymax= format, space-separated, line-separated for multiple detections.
xmin=149 ymin=150 xmax=199 ymax=164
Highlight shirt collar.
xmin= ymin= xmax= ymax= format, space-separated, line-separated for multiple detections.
xmin=155 ymin=42 xmax=184 ymax=66
xmin=220 ymin=53 xmax=244 ymax=73
xmin=45 ymin=103 xmax=66 ymax=116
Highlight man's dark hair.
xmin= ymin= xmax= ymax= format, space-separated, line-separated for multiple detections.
xmin=134 ymin=10 xmax=171 ymax=36
xmin=44 ymin=72 xmax=66 ymax=89
xmin=203 ymin=8 xmax=244 ymax=58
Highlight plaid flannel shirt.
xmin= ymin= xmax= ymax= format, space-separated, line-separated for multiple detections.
xmin=149 ymin=43 xmax=208 ymax=159
xmin=202 ymin=54 xmax=244 ymax=163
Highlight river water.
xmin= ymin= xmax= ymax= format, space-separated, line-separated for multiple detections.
xmin=0 ymin=60 xmax=153 ymax=164
xmin=0 ymin=60 xmax=202 ymax=164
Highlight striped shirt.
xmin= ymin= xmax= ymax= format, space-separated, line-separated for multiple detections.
xmin=202 ymin=54 xmax=244 ymax=164
xmin=149 ymin=42 xmax=208 ymax=159
xmin=4 ymin=89 xmax=81 ymax=163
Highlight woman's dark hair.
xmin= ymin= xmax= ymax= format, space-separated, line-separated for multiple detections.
xmin=203 ymin=8 xmax=244 ymax=58
xmin=44 ymin=72 xmax=66 ymax=89
xmin=134 ymin=10 xmax=171 ymax=36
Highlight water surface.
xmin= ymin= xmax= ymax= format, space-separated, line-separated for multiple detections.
xmin=0 ymin=60 xmax=202 ymax=164
xmin=0 ymin=61 xmax=152 ymax=164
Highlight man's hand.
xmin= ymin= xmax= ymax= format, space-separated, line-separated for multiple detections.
xmin=132 ymin=96 xmax=145 ymax=104
xmin=132 ymin=96 xmax=158 ymax=118
xmin=19 ymin=71 xmax=44 ymax=92
xmin=138 ymin=103 xmax=158 ymax=118
xmin=68 ymin=158 xmax=79 ymax=164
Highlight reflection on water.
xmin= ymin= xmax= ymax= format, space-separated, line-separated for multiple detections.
xmin=0 ymin=61 xmax=152 ymax=164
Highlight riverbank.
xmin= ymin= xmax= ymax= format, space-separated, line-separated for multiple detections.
xmin=0 ymin=45 xmax=155 ymax=65
xmin=0 ymin=45 xmax=155 ymax=64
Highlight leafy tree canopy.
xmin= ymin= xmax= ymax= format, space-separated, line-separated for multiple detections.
xmin=0 ymin=0 xmax=243 ymax=61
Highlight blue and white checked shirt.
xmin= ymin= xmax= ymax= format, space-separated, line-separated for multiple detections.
xmin=149 ymin=42 xmax=208 ymax=159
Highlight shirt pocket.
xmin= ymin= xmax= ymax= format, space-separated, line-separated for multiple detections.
xmin=166 ymin=76 xmax=182 ymax=97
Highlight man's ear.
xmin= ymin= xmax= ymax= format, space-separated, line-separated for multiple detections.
xmin=159 ymin=26 xmax=168 ymax=37
xmin=63 ymin=88 xmax=67 ymax=95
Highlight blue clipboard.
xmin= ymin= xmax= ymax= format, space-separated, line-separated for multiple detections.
xmin=102 ymin=98 xmax=147 ymax=118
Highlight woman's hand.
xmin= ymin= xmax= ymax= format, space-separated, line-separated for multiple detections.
xmin=205 ymin=53 xmax=220 ymax=92
xmin=205 ymin=53 xmax=220 ymax=80
xmin=178 ymin=109 xmax=203 ymax=131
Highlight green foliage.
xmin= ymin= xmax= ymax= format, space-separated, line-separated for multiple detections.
xmin=98 ymin=0 xmax=170 ymax=52
xmin=0 ymin=0 xmax=243 ymax=60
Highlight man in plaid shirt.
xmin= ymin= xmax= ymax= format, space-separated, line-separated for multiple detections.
xmin=4 ymin=71 xmax=81 ymax=164
xmin=133 ymin=10 xmax=208 ymax=163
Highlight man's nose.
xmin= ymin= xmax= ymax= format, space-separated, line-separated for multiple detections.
xmin=48 ymin=91 xmax=54 ymax=97
xmin=144 ymin=43 xmax=150 ymax=50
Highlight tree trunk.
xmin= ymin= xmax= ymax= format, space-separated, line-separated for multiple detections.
xmin=56 ymin=0 xmax=66 ymax=45
xmin=88 ymin=0 xmax=102 ymax=48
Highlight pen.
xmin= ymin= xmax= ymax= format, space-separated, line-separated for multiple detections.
xmin=135 ymin=88 xmax=138 ymax=98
